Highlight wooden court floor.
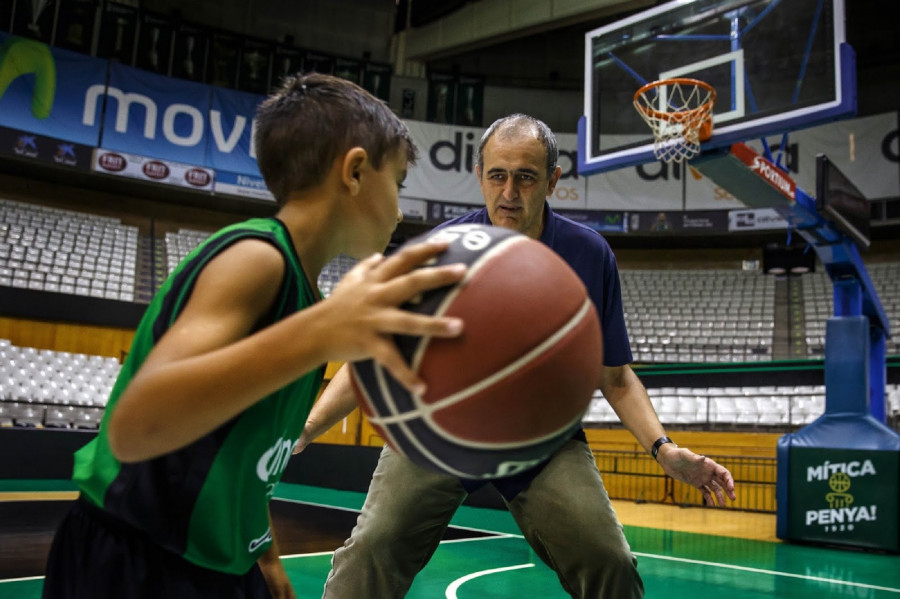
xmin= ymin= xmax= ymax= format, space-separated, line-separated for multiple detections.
xmin=1 ymin=481 xmax=898 ymax=598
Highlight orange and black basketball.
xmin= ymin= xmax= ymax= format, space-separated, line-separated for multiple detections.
xmin=350 ymin=224 xmax=603 ymax=479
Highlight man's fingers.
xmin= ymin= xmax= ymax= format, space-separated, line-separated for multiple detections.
xmin=721 ymin=474 xmax=737 ymax=501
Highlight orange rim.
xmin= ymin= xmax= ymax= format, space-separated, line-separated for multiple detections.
xmin=633 ymin=77 xmax=717 ymax=122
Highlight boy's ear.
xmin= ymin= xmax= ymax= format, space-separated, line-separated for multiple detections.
xmin=341 ymin=147 xmax=368 ymax=195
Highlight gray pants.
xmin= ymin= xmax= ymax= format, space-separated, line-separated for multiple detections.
xmin=322 ymin=439 xmax=644 ymax=598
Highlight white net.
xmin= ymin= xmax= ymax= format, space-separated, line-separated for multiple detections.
xmin=634 ymin=79 xmax=715 ymax=163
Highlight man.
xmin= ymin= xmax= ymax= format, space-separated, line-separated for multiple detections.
xmin=299 ymin=114 xmax=736 ymax=598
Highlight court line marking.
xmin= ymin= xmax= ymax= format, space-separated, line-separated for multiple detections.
xmin=273 ymin=497 xmax=516 ymax=538
xmin=633 ymin=552 xmax=900 ymax=594
xmin=0 ymin=576 xmax=43 ymax=584
xmin=3 ymin=497 xmax=895 ymax=594
xmin=278 ymin=534 xmax=520 ymax=562
xmin=445 ymin=564 xmax=535 ymax=599
xmin=3 ymin=540 xmax=898 ymax=594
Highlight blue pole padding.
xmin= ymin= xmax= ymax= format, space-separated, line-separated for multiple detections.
xmin=869 ymin=328 xmax=887 ymax=423
xmin=832 ymin=277 xmax=862 ymax=318
xmin=824 ymin=316 xmax=869 ymax=415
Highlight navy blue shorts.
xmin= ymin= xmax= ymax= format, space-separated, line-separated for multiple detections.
xmin=42 ymin=497 xmax=272 ymax=599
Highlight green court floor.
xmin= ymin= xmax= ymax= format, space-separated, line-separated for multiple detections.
xmin=1 ymin=482 xmax=898 ymax=598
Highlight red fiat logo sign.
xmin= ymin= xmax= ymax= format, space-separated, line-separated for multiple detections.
xmin=98 ymin=153 xmax=126 ymax=172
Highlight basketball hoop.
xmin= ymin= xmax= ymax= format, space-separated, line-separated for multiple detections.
xmin=633 ymin=78 xmax=716 ymax=163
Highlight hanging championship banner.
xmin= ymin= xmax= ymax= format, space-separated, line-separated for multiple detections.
xmin=135 ymin=11 xmax=175 ymax=75
xmin=207 ymin=30 xmax=241 ymax=89
xmin=238 ymin=38 xmax=273 ymax=95
xmin=53 ymin=0 xmax=96 ymax=54
xmin=171 ymin=22 xmax=208 ymax=82
xmin=364 ymin=62 xmax=392 ymax=102
xmin=97 ymin=2 xmax=138 ymax=64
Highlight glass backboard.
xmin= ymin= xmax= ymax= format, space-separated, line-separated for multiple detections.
xmin=579 ymin=0 xmax=856 ymax=175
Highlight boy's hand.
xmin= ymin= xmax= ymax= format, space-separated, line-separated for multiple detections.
xmin=322 ymin=240 xmax=466 ymax=395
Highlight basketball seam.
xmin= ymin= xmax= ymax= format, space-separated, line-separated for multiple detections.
xmin=369 ymin=296 xmax=596 ymax=450
xmin=410 ymin=235 xmax=530 ymax=372
xmin=371 ymin=361 xmax=484 ymax=478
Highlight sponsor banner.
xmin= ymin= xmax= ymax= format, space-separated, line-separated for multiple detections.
xmin=730 ymin=142 xmax=797 ymax=201
xmin=0 ymin=32 xmax=107 ymax=146
xmin=557 ymin=209 xmax=627 ymax=233
xmin=425 ymin=200 xmax=483 ymax=223
xmin=214 ymin=171 xmax=275 ymax=202
xmin=399 ymin=198 xmax=427 ymax=221
xmin=744 ymin=112 xmax=899 ymax=201
xmin=788 ymin=448 xmax=899 ymax=551
xmin=584 ymin=133 xmax=748 ymax=211
xmin=93 ymin=149 xmax=215 ymax=191
xmin=208 ymin=87 xmax=265 ymax=176
xmin=404 ymin=122 xmax=485 ymax=204
xmin=628 ymin=210 xmax=730 ymax=233
xmin=0 ymin=127 xmax=93 ymax=170
xmin=728 ymin=208 xmax=789 ymax=232
xmin=1 ymin=33 xmax=896 ymax=210
xmin=547 ymin=132 xmax=587 ymax=210
xmin=101 ymin=62 xmax=214 ymax=165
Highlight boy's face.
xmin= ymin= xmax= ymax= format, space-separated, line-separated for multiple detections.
xmin=353 ymin=142 xmax=408 ymax=255
xmin=476 ymin=132 xmax=561 ymax=240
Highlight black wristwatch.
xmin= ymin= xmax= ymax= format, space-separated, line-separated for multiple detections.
xmin=651 ymin=436 xmax=676 ymax=460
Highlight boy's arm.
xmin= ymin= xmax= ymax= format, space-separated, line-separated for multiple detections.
xmin=294 ymin=364 xmax=357 ymax=453
xmin=108 ymin=239 xmax=465 ymax=463
xmin=257 ymin=511 xmax=295 ymax=599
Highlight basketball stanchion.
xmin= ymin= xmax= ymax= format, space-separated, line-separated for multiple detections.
xmin=633 ymin=78 xmax=716 ymax=163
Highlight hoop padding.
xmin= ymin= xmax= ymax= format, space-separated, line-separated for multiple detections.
xmin=634 ymin=78 xmax=716 ymax=163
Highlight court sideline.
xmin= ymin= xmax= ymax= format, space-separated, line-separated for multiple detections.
xmin=1 ymin=481 xmax=898 ymax=598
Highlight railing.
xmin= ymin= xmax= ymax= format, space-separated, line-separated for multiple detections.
xmin=592 ymin=450 xmax=777 ymax=513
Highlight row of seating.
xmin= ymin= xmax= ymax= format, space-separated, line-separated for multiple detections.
xmin=163 ymin=228 xmax=359 ymax=298
xmin=0 ymin=402 xmax=103 ymax=429
xmin=2 ymin=337 xmax=897 ymax=431
xmin=802 ymin=265 xmax=900 ymax=357
xmin=584 ymin=384 xmax=900 ymax=427
xmin=0 ymin=339 xmax=119 ymax=409
xmin=0 ymin=198 xmax=140 ymax=301
xmin=621 ymin=269 xmax=777 ymax=362
xmin=3 ymin=199 xmax=900 ymax=364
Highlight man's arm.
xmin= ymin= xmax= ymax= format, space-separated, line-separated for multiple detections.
xmin=598 ymin=364 xmax=736 ymax=507
xmin=294 ymin=364 xmax=358 ymax=454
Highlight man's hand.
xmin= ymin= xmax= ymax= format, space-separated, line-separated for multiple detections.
xmin=656 ymin=444 xmax=736 ymax=507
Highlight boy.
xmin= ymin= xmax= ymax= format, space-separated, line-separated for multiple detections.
xmin=41 ymin=73 xmax=467 ymax=599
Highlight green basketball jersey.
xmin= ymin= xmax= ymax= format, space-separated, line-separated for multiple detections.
xmin=73 ymin=218 xmax=325 ymax=574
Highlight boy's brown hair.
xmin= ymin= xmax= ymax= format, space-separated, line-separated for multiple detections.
xmin=255 ymin=72 xmax=418 ymax=204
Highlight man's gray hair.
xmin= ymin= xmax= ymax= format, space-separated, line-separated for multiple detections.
xmin=475 ymin=114 xmax=558 ymax=178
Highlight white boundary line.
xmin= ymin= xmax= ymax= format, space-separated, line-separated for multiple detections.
xmin=2 ymin=498 xmax=896 ymax=594
xmin=445 ymin=564 xmax=535 ymax=599
xmin=632 ymin=552 xmax=900 ymax=594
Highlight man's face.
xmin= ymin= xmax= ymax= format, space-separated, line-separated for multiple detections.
xmin=476 ymin=132 xmax=561 ymax=240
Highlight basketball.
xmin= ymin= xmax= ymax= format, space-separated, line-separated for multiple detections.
xmin=350 ymin=224 xmax=604 ymax=479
